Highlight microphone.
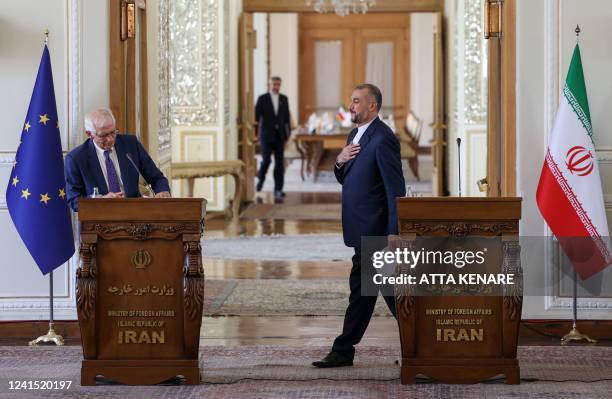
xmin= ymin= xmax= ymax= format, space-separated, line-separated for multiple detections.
xmin=456 ymin=138 xmax=462 ymax=197
xmin=125 ymin=153 xmax=155 ymax=197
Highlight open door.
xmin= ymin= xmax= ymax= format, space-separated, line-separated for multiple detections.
xmin=109 ymin=0 xmax=148 ymax=145
xmin=239 ymin=12 xmax=257 ymax=201
xmin=431 ymin=11 xmax=446 ymax=196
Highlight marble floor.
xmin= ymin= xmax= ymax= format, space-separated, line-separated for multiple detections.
xmin=202 ymin=191 xmax=399 ymax=350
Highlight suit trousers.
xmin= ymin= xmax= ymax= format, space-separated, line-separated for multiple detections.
xmin=258 ymin=135 xmax=285 ymax=191
xmin=332 ymin=247 xmax=397 ymax=357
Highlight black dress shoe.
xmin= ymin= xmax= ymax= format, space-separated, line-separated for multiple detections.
xmin=256 ymin=180 xmax=263 ymax=192
xmin=312 ymin=351 xmax=354 ymax=368
xmin=274 ymin=190 xmax=285 ymax=199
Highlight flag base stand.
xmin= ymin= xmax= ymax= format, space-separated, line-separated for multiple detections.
xmin=29 ymin=323 xmax=64 ymax=346
xmin=561 ymin=325 xmax=596 ymax=345
xmin=561 ymin=269 xmax=597 ymax=345
xmin=28 ymin=271 xmax=64 ymax=346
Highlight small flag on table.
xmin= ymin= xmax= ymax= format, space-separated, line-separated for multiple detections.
xmin=536 ymin=43 xmax=612 ymax=280
xmin=5 ymin=44 xmax=75 ymax=275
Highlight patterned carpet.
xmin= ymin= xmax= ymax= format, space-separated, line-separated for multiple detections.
xmin=1 ymin=345 xmax=612 ymax=398
xmin=204 ymin=279 xmax=392 ymax=316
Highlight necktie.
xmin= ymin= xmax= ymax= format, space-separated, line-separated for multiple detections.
xmin=104 ymin=150 xmax=121 ymax=193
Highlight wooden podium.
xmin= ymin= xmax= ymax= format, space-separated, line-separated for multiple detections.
xmin=76 ymin=198 xmax=206 ymax=385
xmin=395 ymin=197 xmax=522 ymax=384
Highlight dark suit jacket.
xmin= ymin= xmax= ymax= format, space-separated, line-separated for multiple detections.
xmin=255 ymin=92 xmax=291 ymax=143
xmin=64 ymin=134 xmax=170 ymax=211
xmin=335 ymin=117 xmax=406 ymax=248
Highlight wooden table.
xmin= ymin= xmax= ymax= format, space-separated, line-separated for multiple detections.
xmin=294 ymin=134 xmax=348 ymax=181
xmin=170 ymin=161 xmax=244 ymax=221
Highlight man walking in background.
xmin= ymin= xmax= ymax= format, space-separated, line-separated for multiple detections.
xmin=313 ymin=84 xmax=406 ymax=368
xmin=255 ymin=76 xmax=291 ymax=200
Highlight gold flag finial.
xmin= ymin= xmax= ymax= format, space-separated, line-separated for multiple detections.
xmin=44 ymin=28 xmax=49 ymax=45
xmin=575 ymin=25 xmax=581 ymax=36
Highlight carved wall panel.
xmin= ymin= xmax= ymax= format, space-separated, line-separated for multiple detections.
xmin=168 ymin=0 xmax=219 ymax=126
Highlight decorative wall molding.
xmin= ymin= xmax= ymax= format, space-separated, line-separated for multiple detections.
xmin=0 ymin=0 xmax=82 ymax=321
xmin=0 ymin=155 xmax=15 ymax=209
xmin=168 ymin=0 xmax=219 ymax=126
xmin=540 ymin=0 xmax=612 ymax=315
xmin=179 ymin=130 xmax=219 ymax=208
xmin=547 ymin=297 xmax=612 ymax=310
xmin=69 ymin=0 xmax=83 ymax=151
xmin=158 ymin=0 xmax=172 ymax=161
xmin=0 ymin=299 xmax=75 ymax=310
xmin=448 ymin=0 xmax=487 ymax=196
xmin=463 ymin=0 xmax=486 ymax=125
xmin=542 ymin=0 xmax=559 ymax=315
xmin=223 ymin=0 xmax=230 ymax=127
xmin=597 ymin=150 xmax=612 ymax=163
xmin=543 ymin=0 xmax=559 ymax=149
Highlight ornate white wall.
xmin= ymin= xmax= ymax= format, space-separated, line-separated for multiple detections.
xmin=518 ymin=0 xmax=612 ymax=319
xmin=445 ymin=0 xmax=488 ymax=197
xmin=0 ymin=0 xmax=109 ymax=320
xmin=0 ymin=0 xmax=242 ymax=321
xmin=165 ymin=0 xmax=240 ymax=210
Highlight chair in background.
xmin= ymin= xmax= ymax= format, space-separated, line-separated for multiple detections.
xmin=397 ymin=111 xmax=431 ymax=181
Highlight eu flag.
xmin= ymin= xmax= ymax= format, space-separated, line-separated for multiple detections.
xmin=5 ymin=45 xmax=75 ymax=275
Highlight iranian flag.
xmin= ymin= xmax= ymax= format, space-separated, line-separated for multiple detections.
xmin=536 ymin=43 xmax=612 ymax=280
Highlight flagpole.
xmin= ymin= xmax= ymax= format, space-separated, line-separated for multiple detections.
xmin=560 ymin=24 xmax=597 ymax=345
xmin=29 ymin=271 xmax=64 ymax=346
xmin=28 ymin=28 xmax=64 ymax=347
xmin=561 ymin=268 xmax=596 ymax=344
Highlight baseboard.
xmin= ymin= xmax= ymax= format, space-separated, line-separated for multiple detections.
xmin=1 ymin=319 xmax=611 ymax=343
xmin=520 ymin=319 xmax=612 ymax=341
xmin=0 ymin=320 xmax=81 ymax=341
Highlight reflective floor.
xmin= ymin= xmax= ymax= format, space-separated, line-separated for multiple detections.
xmin=201 ymin=191 xmax=400 ymax=349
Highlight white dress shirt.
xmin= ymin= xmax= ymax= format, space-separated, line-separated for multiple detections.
xmin=93 ymin=141 xmax=125 ymax=193
xmin=352 ymin=118 xmax=375 ymax=145
xmin=336 ymin=118 xmax=377 ymax=169
xmin=270 ymin=92 xmax=279 ymax=115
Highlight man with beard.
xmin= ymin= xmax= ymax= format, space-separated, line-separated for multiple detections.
xmin=312 ymin=83 xmax=405 ymax=368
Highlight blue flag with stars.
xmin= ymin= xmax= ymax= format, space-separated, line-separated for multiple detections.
xmin=6 ymin=45 xmax=75 ymax=275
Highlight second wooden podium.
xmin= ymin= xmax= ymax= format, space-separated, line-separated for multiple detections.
xmin=76 ymin=198 xmax=205 ymax=385
xmin=395 ymin=197 xmax=522 ymax=384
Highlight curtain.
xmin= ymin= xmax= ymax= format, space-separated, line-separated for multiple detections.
xmin=315 ymin=41 xmax=342 ymax=113
xmin=365 ymin=41 xmax=394 ymax=113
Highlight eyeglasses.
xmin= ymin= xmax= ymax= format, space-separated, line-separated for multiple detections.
xmin=95 ymin=129 xmax=118 ymax=140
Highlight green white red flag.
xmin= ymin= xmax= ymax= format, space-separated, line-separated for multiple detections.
xmin=536 ymin=43 xmax=612 ymax=279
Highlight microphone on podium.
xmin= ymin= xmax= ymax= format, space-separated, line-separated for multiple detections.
xmin=457 ymin=138 xmax=462 ymax=198
xmin=126 ymin=153 xmax=156 ymax=197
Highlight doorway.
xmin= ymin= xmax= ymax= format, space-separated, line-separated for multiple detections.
xmin=241 ymin=9 xmax=445 ymax=197
xmin=239 ymin=0 xmax=516 ymax=200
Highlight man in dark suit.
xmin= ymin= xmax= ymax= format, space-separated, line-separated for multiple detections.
xmin=313 ymin=84 xmax=406 ymax=368
xmin=255 ymin=76 xmax=291 ymax=199
xmin=64 ymin=108 xmax=170 ymax=212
